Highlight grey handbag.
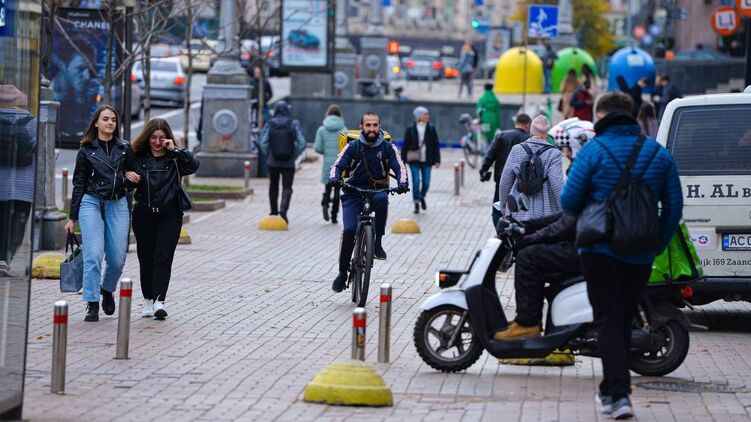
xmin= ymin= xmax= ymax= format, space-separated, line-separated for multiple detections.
xmin=60 ymin=233 xmax=83 ymax=292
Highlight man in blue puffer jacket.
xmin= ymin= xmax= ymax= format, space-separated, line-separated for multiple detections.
xmin=328 ymin=112 xmax=408 ymax=292
xmin=560 ymin=92 xmax=683 ymax=420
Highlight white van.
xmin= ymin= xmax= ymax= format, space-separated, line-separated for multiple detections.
xmin=656 ymin=93 xmax=751 ymax=304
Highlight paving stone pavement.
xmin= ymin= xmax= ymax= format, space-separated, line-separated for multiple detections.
xmin=24 ymin=149 xmax=751 ymax=421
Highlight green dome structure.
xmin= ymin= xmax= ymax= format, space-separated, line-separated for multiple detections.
xmin=551 ymin=47 xmax=597 ymax=93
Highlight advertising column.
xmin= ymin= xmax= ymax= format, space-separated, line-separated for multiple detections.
xmin=0 ymin=0 xmax=42 ymax=419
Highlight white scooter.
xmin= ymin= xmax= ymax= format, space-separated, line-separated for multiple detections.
xmin=413 ymin=196 xmax=700 ymax=376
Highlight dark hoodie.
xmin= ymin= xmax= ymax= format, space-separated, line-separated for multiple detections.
xmin=261 ymin=101 xmax=306 ymax=168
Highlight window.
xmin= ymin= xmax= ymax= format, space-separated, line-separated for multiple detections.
xmin=150 ymin=60 xmax=179 ymax=72
xmin=667 ymin=105 xmax=751 ymax=175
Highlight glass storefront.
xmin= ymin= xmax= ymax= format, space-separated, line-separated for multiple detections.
xmin=0 ymin=0 xmax=41 ymax=419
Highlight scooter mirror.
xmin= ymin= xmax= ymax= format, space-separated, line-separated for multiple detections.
xmin=518 ymin=194 xmax=530 ymax=212
xmin=507 ymin=196 xmax=519 ymax=213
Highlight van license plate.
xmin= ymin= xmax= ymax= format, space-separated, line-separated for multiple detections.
xmin=722 ymin=234 xmax=751 ymax=251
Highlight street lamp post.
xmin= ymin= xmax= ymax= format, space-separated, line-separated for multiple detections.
xmin=207 ymin=0 xmax=249 ymax=85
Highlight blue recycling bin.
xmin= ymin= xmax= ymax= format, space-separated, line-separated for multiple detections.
xmin=607 ymin=47 xmax=656 ymax=94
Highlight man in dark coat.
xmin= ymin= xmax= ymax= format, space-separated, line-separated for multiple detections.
xmin=479 ymin=113 xmax=531 ymax=227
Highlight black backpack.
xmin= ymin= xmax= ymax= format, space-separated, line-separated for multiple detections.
xmin=0 ymin=114 xmax=35 ymax=167
xmin=602 ymin=136 xmax=661 ymax=254
xmin=516 ymin=143 xmax=554 ymax=195
xmin=268 ymin=119 xmax=296 ymax=161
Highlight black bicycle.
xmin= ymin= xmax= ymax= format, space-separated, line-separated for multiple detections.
xmin=342 ymin=183 xmax=403 ymax=307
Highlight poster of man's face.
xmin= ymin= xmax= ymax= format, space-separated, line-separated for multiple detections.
xmin=45 ymin=8 xmax=121 ymax=145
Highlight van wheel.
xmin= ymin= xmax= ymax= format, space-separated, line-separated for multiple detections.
xmin=629 ymin=320 xmax=690 ymax=376
xmin=414 ymin=305 xmax=483 ymax=372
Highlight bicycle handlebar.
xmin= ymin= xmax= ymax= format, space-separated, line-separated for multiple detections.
xmin=341 ymin=182 xmax=407 ymax=195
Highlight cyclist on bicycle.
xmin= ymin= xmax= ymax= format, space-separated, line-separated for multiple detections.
xmin=328 ymin=112 xmax=409 ymax=293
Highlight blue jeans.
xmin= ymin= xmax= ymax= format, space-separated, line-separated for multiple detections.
xmin=543 ymin=68 xmax=552 ymax=93
xmin=410 ymin=163 xmax=432 ymax=203
xmin=341 ymin=191 xmax=388 ymax=236
xmin=78 ymin=194 xmax=130 ymax=302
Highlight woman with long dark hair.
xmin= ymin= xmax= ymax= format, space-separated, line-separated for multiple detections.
xmin=130 ymin=118 xmax=199 ymax=319
xmin=64 ymin=105 xmax=138 ymax=322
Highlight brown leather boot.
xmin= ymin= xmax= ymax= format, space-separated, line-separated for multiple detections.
xmin=494 ymin=322 xmax=541 ymax=340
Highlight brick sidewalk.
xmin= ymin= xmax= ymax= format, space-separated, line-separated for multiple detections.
xmin=24 ymin=149 xmax=751 ymax=421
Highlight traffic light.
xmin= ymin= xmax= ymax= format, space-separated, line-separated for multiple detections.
xmin=471 ymin=20 xmax=480 ymax=29
xmin=387 ymin=40 xmax=400 ymax=54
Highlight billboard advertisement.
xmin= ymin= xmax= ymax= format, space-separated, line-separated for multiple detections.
xmin=485 ymin=28 xmax=511 ymax=67
xmin=45 ymin=8 xmax=123 ymax=146
xmin=280 ymin=0 xmax=334 ymax=72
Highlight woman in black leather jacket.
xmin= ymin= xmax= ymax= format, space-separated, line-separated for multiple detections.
xmin=130 ymin=118 xmax=199 ymax=319
xmin=64 ymin=105 xmax=139 ymax=322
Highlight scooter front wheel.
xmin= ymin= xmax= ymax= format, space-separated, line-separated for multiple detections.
xmin=413 ymin=305 xmax=483 ymax=372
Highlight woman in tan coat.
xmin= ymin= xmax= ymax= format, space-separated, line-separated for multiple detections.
xmin=559 ymin=69 xmax=579 ymax=119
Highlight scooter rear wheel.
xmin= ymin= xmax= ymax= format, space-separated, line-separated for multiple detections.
xmin=414 ymin=305 xmax=483 ymax=372
xmin=629 ymin=320 xmax=690 ymax=377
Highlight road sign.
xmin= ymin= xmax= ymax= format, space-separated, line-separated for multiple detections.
xmin=711 ymin=6 xmax=740 ymax=37
xmin=527 ymin=5 xmax=559 ymax=38
xmin=737 ymin=0 xmax=751 ymax=18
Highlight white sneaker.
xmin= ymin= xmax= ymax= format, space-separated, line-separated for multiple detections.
xmin=153 ymin=301 xmax=168 ymax=319
xmin=141 ymin=299 xmax=154 ymax=318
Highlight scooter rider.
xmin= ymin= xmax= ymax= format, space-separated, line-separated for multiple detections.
xmin=494 ymin=212 xmax=578 ymax=340
xmin=328 ymin=112 xmax=408 ymax=292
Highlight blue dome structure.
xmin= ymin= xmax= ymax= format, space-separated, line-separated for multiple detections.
xmin=607 ymin=47 xmax=656 ymax=94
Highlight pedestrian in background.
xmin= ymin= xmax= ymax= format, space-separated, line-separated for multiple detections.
xmin=637 ymin=102 xmax=659 ymax=138
xmin=656 ymin=75 xmax=682 ymax=120
xmin=570 ymin=80 xmax=595 ymax=122
xmin=458 ymin=41 xmax=476 ymax=98
xmin=130 ymin=118 xmax=199 ymax=319
xmin=561 ymin=92 xmax=683 ymax=420
xmin=250 ymin=66 xmax=273 ymax=127
xmin=480 ymin=113 xmax=531 ymax=227
xmin=314 ymin=104 xmax=346 ymax=223
xmin=628 ymin=77 xmax=649 ymax=118
xmin=261 ymin=101 xmax=306 ymax=223
xmin=581 ymin=63 xmax=596 ymax=95
xmin=542 ymin=43 xmax=557 ymax=94
xmin=0 ymin=85 xmax=36 ymax=267
xmin=497 ymin=115 xmax=563 ymax=222
xmin=477 ymin=83 xmax=501 ymax=146
xmin=559 ymin=69 xmax=578 ymax=119
xmin=401 ymin=106 xmax=440 ymax=214
xmin=64 ymin=105 xmax=137 ymax=322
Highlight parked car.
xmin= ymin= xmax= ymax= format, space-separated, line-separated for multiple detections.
xmin=129 ymin=73 xmax=143 ymax=119
xmin=261 ymin=36 xmax=288 ymax=77
xmin=656 ymin=92 xmax=751 ymax=305
xmin=240 ymin=39 xmax=259 ymax=68
xmin=673 ymin=49 xmax=725 ymax=61
xmin=180 ymin=39 xmax=216 ymax=72
xmin=288 ymin=29 xmax=320 ymax=50
xmin=133 ymin=57 xmax=186 ymax=107
xmin=405 ymin=50 xmax=442 ymax=81
xmin=441 ymin=56 xmax=459 ymax=79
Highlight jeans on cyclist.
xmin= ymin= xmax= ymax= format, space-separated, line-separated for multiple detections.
xmin=338 ymin=191 xmax=388 ymax=270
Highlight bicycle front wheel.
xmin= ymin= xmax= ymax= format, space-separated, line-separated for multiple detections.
xmin=463 ymin=139 xmax=480 ymax=169
xmin=352 ymin=224 xmax=374 ymax=307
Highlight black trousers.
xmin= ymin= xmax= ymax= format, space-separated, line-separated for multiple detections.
xmin=321 ymin=184 xmax=341 ymax=218
xmin=132 ymin=207 xmax=182 ymax=301
xmin=580 ymin=253 xmax=651 ymax=401
xmin=0 ymin=200 xmax=31 ymax=265
xmin=268 ymin=167 xmax=295 ymax=216
xmin=491 ymin=180 xmax=501 ymax=228
xmin=514 ymin=242 xmax=579 ymax=327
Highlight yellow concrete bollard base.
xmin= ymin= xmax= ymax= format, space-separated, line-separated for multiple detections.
xmin=178 ymin=227 xmax=192 ymax=245
xmin=303 ymin=360 xmax=393 ymax=407
xmin=390 ymin=219 xmax=420 ymax=234
xmin=498 ymin=349 xmax=576 ymax=366
xmin=259 ymin=215 xmax=288 ymax=231
xmin=31 ymin=253 xmax=66 ymax=279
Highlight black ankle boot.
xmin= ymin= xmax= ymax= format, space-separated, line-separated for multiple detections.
xmin=101 ymin=287 xmax=115 ymax=315
xmin=85 ymin=301 xmax=99 ymax=322
xmin=374 ymin=236 xmax=387 ymax=260
xmin=413 ymin=202 xmax=420 ymax=214
xmin=332 ymin=271 xmax=347 ymax=293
